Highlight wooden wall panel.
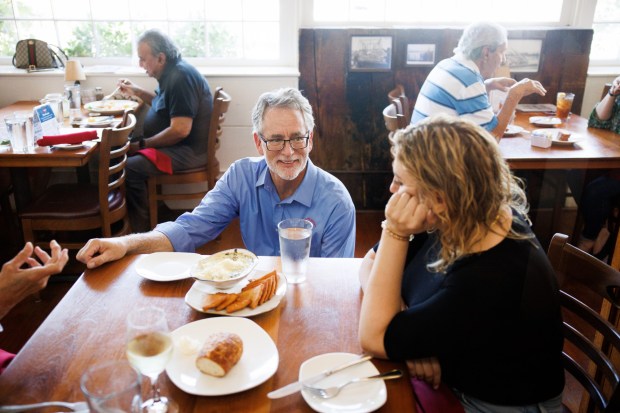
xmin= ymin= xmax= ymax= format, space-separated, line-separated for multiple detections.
xmin=300 ymin=27 xmax=593 ymax=210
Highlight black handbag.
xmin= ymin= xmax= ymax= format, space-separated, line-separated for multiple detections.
xmin=12 ymin=39 xmax=68 ymax=71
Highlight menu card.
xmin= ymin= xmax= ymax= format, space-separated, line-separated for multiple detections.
xmin=33 ymin=104 xmax=60 ymax=140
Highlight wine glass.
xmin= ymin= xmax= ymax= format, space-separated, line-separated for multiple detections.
xmin=126 ymin=306 xmax=178 ymax=413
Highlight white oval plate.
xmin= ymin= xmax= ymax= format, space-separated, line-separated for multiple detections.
xmin=71 ymin=115 xmax=116 ymax=128
xmin=166 ymin=317 xmax=278 ymax=396
xmin=529 ymin=116 xmax=562 ymax=127
xmin=52 ymin=143 xmax=85 ymax=150
xmin=552 ymin=134 xmax=583 ymax=146
xmin=300 ymin=353 xmax=386 ymax=413
xmin=503 ymin=125 xmax=524 ymax=137
xmin=185 ymin=269 xmax=287 ymax=316
xmin=135 ymin=252 xmax=201 ymax=282
xmin=84 ymin=99 xmax=139 ymax=115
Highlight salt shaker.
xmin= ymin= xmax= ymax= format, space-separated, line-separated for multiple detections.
xmin=95 ymin=87 xmax=104 ymax=101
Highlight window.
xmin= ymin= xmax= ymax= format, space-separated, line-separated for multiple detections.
xmin=0 ymin=0 xmax=295 ymax=66
xmin=590 ymin=0 xmax=620 ymax=65
xmin=311 ymin=0 xmax=565 ymax=25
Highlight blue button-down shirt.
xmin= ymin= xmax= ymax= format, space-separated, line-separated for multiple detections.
xmin=155 ymin=157 xmax=356 ymax=257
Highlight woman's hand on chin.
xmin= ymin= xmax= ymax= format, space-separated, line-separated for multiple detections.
xmin=385 ymin=190 xmax=439 ymax=235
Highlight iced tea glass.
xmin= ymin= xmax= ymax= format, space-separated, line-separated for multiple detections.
xmin=556 ymin=92 xmax=575 ymax=122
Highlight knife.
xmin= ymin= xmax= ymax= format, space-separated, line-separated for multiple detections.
xmin=267 ymin=354 xmax=372 ymax=399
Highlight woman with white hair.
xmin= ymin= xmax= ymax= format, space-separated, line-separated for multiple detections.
xmin=411 ymin=22 xmax=547 ymax=140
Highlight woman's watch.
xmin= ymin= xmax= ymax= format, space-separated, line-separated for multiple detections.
xmin=138 ymin=137 xmax=146 ymax=149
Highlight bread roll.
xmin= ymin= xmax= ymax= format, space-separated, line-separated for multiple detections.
xmin=195 ymin=332 xmax=243 ymax=377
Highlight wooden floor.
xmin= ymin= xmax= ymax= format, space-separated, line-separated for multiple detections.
xmin=0 ymin=210 xmax=584 ymax=410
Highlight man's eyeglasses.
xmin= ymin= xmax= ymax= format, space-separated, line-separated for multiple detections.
xmin=258 ymin=132 xmax=310 ymax=151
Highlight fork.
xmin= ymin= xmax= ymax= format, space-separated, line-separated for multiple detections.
xmin=303 ymin=369 xmax=403 ymax=399
xmin=0 ymin=401 xmax=89 ymax=412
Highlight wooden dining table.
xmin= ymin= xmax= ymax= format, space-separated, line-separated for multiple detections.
xmin=500 ymin=111 xmax=620 ymax=170
xmin=0 ymin=100 xmax=101 ymax=212
xmin=499 ymin=111 xmax=620 ymax=251
xmin=0 ymin=255 xmax=416 ymax=412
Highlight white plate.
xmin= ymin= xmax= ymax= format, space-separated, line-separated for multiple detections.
xmin=135 ymin=252 xmax=201 ymax=282
xmin=529 ymin=116 xmax=562 ymax=127
xmin=185 ymin=270 xmax=287 ymax=316
xmin=300 ymin=353 xmax=386 ymax=413
xmin=84 ymin=99 xmax=139 ymax=115
xmin=552 ymin=134 xmax=583 ymax=146
xmin=166 ymin=317 xmax=278 ymax=396
xmin=52 ymin=143 xmax=85 ymax=150
xmin=503 ymin=125 xmax=524 ymax=136
xmin=71 ymin=115 xmax=117 ymax=128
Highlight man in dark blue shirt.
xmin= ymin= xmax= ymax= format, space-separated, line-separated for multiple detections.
xmin=118 ymin=29 xmax=213 ymax=232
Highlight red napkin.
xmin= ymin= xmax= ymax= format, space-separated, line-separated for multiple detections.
xmin=135 ymin=148 xmax=173 ymax=174
xmin=37 ymin=130 xmax=98 ymax=146
xmin=411 ymin=378 xmax=465 ymax=413
xmin=0 ymin=348 xmax=15 ymax=374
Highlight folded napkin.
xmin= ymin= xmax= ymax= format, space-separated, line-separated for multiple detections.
xmin=134 ymin=148 xmax=173 ymax=174
xmin=37 ymin=130 xmax=98 ymax=147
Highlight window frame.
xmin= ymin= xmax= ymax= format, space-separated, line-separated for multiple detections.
xmin=0 ymin=0 xmax=298 ymax=68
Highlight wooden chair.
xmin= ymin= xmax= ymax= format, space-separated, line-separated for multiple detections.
xmin=388 ymin=84 xmax=411 ymax=126
xmin=19 ymin=112 xmax=136 ymax=250
xmin=383 ymin=101 xmax=405 ymax=134
xmin=147 ymin=87 xmax=231 ymax=229
xmin=547 ymin=233 xmax=620 ymax=412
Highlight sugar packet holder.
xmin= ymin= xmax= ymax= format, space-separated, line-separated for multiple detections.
xmin=531 ymin=130 xmax=556 ymax=148
xmin=33 ymin=103 xmax=60 ymax=140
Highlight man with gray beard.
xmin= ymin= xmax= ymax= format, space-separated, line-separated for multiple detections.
xmin=77 ymin=88 xmax=356 ymax=269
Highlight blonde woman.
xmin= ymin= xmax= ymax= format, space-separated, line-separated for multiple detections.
xmin=358 ymin=115 xmax=564 ymax=412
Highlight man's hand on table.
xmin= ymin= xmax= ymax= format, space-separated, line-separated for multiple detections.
xmin=77 ymin=238 xmax=129 ymax=269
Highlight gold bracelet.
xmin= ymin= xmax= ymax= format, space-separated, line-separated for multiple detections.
xmin=381 ymin=220 xmax=414 ymax=242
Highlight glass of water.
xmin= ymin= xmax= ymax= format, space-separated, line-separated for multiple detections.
xmin=4 ymin=115 xmax=28 ymax=153
xmin=278 ymin=218 xmax=314 ymax=284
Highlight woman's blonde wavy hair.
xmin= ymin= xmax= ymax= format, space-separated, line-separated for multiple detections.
xmin=390 ymin=114 xmax=531 ymax=272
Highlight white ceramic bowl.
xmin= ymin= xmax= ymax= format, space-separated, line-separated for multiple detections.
xmin=190 ymin=248 xmax=258 ymax=289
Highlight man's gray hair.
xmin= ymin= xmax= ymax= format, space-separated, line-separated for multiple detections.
xmin=138 ymin=29 xmax=181 ymax=63
xmin=251 ymin=88 xmax=315 ymax=134
xmin=453 ymin=22 xmax=507 ymax=60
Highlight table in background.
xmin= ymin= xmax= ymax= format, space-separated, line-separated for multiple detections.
xmin=0 ymin=100 xmax=100 ymax=210
xmin=501 ymin=112 xmax=620 ymax=170
xmin=0 ymin=256 xmax=416 ymax=412
xmin=500 ymin=112 xmax=620 ymax=250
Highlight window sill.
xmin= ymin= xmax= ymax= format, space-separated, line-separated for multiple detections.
xmin=587 ymin=66 xmax=620 ymax=77
xmin=0 ymin=65 xmax=300 ymax=78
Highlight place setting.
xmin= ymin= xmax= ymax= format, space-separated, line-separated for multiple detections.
xmin=185 ymin=248 xmax=287 ymax=317
xmin=268 ymin=352 xmax=403 ymax=413
xmin=503 ymin=124 xmax=524 ymax=137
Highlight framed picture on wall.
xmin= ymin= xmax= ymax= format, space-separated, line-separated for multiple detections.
xmin=350 ymin=35 xmax=392 ymax=71
xmin=505 ymin=39 xmax=543 ymax=73
xmin=406 ymin=44 xmax=436 ymax=66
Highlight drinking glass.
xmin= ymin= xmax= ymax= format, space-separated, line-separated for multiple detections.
xmin=81 ymin=359 xmax=143 ymax=413
xmin=126 ymin=306 xmax=177 ymax=413
xmin=14 ymin=110 xmax=35 ymax=150
xmin=65 ymin=85 xmax=82 ymax=123
xmin=556 ymin=92 xmax=575 ymax=122
xmin=278 ymin=218 xmax=314 ymax=284
xmin=4 ymin=115 xmax=28 ymax=153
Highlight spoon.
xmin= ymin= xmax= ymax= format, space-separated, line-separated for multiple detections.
xmin=302 ymin=369 xmax=403 ymax=399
